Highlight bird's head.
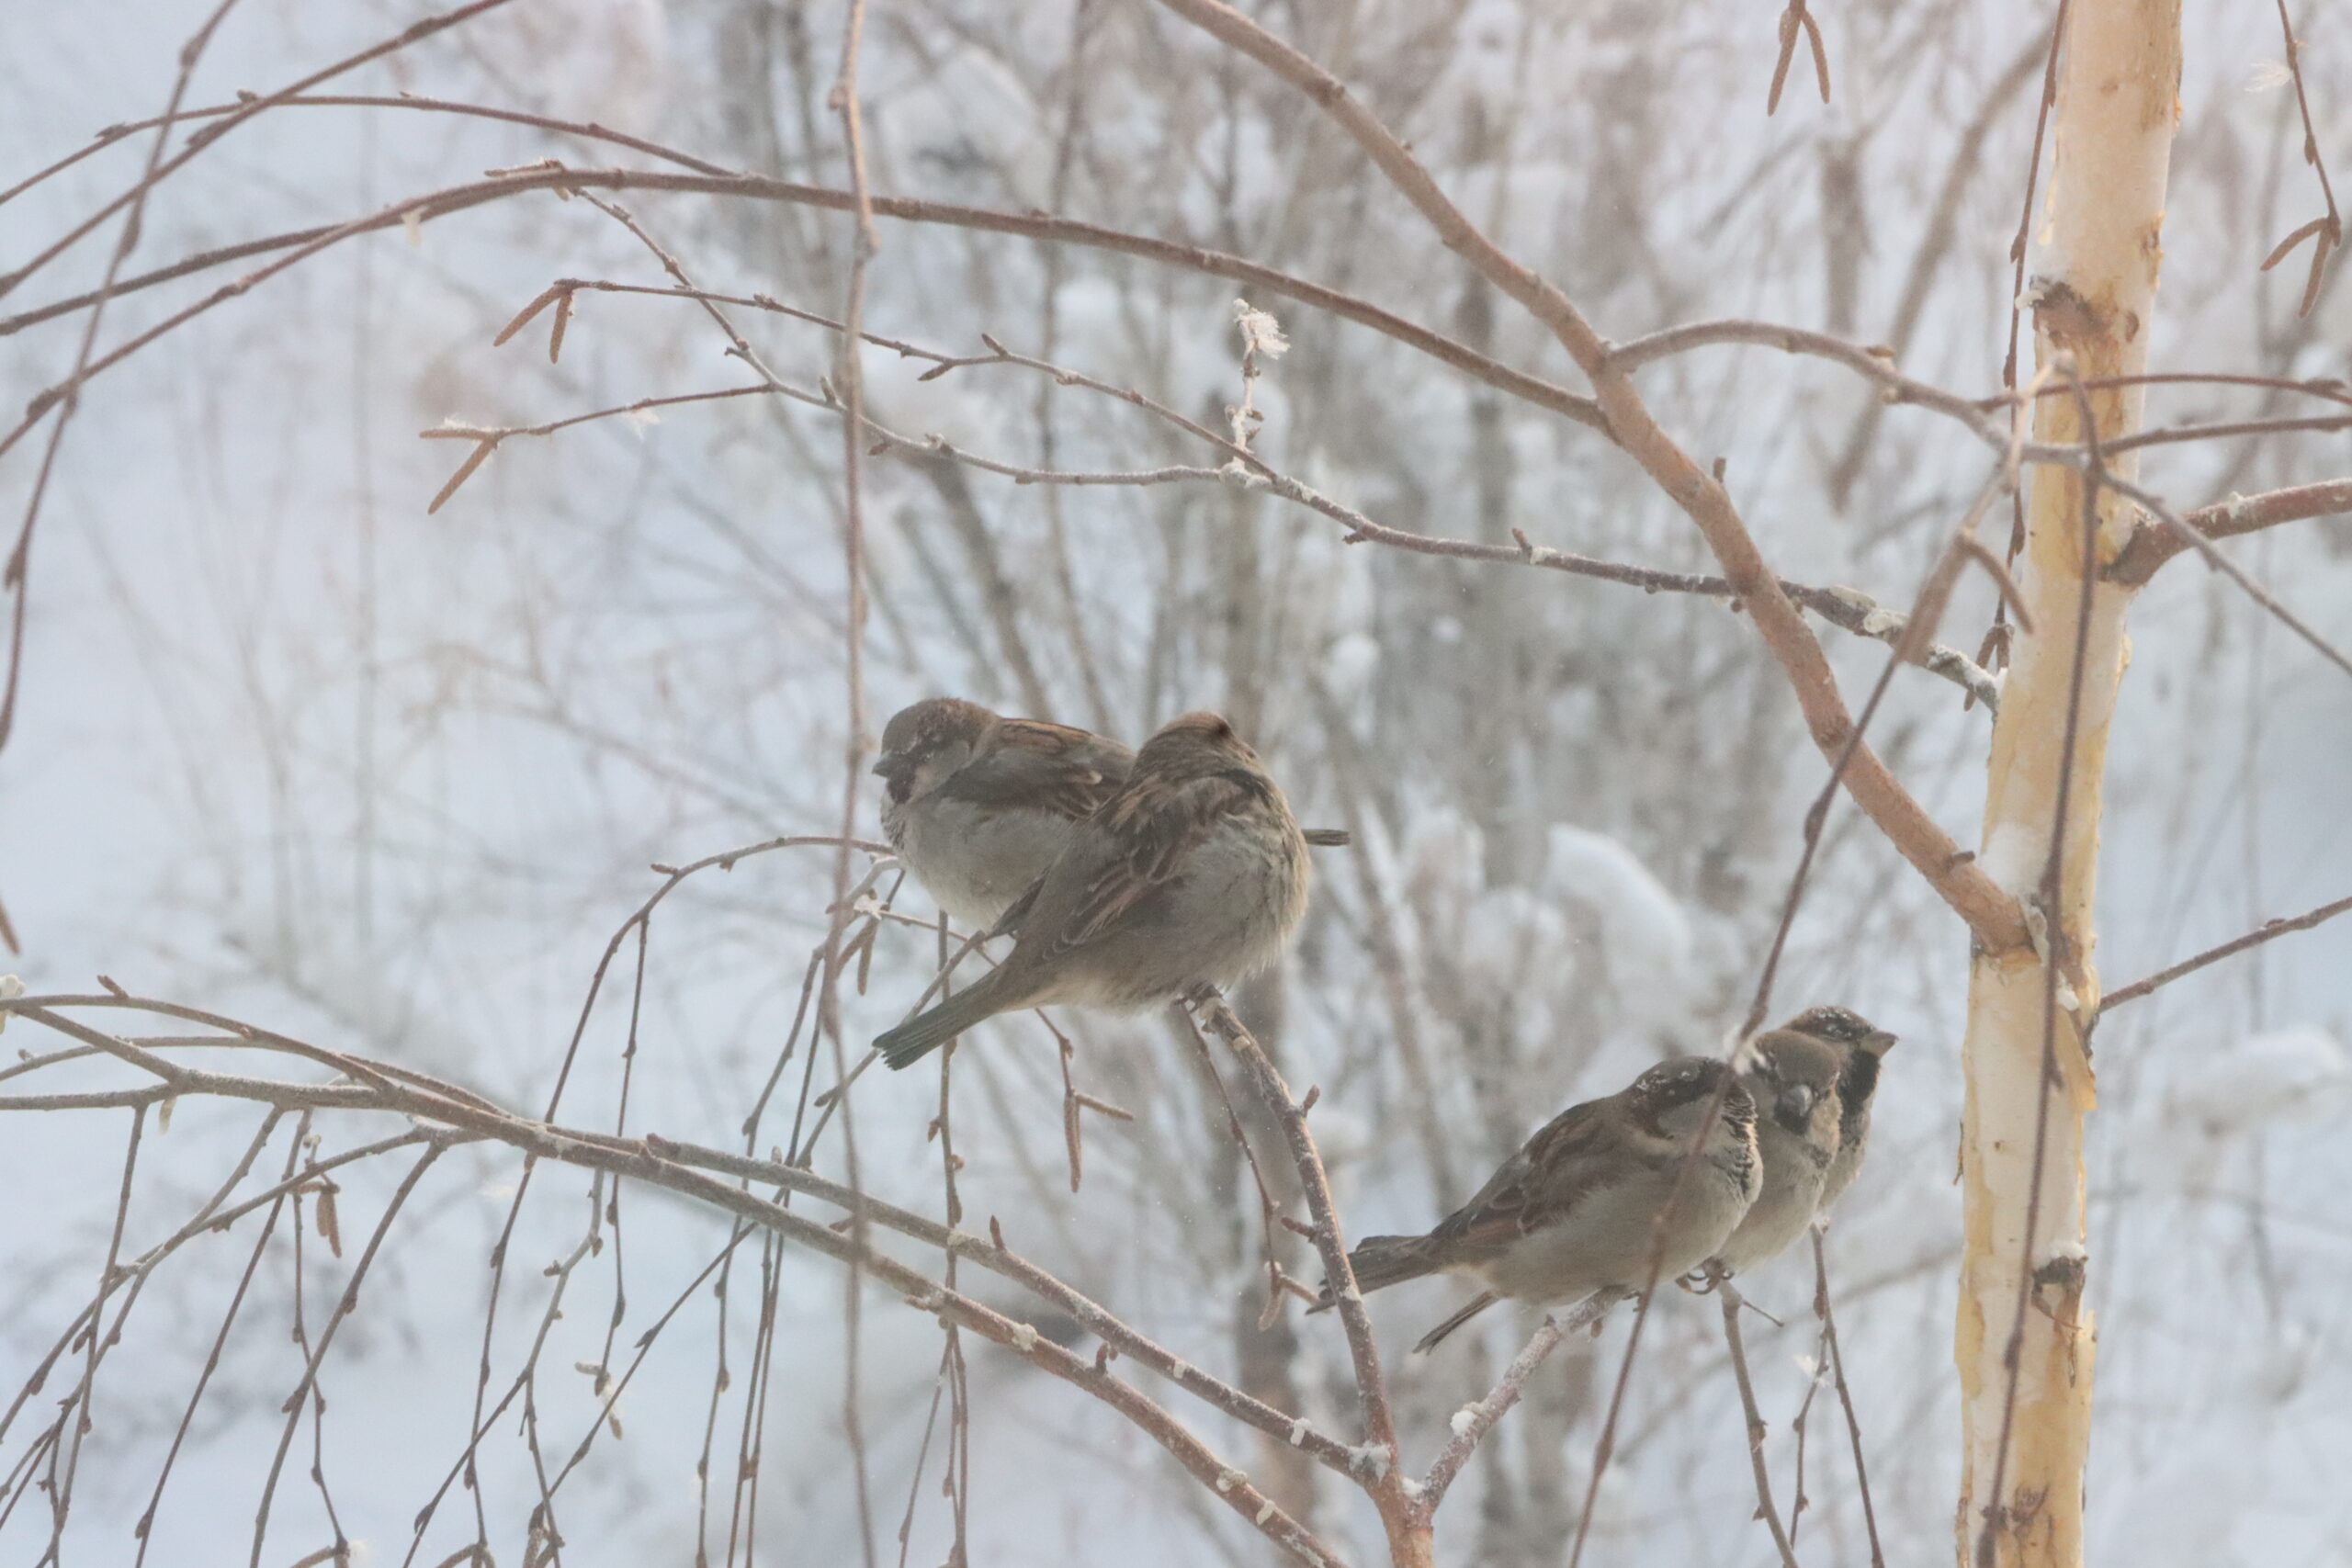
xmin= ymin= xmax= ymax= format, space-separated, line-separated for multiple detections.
xmin=873 ymin=697 xmax=994 ymax=802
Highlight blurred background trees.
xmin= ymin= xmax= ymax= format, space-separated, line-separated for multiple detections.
xmin=2 ymin=1 xmax=2347 ymax=1564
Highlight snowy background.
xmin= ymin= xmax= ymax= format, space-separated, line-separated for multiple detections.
xmin=2 ymin=0 xmax=2349 ymax=1564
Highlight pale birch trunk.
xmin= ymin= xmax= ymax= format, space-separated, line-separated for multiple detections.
xmin=1955 ymin=4 xmax=2181 ymax=1566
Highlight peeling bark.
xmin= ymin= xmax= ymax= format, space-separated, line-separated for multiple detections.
xmin=1954 ymin=5 xmax=2181 ymax=1566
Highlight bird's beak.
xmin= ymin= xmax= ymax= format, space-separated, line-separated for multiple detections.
xmin=870 ymin=751 xmax=900 ymax=779
xmin=1777 ymin=1083 xmax=1816 ymax=1129
xmin=1867 ymin=1029 xmax=1898 ymax=1053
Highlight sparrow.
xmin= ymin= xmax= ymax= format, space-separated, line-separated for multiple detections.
xmin=1801 ymin=1006 xmax=1899 ymax=1213
xmin=1339 ymin=1057 xmax=1761 ymax=1353
xmin=874 ymin=697 xmax=1133 ymax=931
xmin=874 ymin=698 xmax=1348 ymax=931
xmin=873 ymin=711 xmax=1313 ymax=1070
xmin=1710 ymin=1019 xmax=1848 ymax=1276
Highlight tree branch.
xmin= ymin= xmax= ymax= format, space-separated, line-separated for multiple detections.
xmin=0 ymin=995 xmax=1355 ymax=1567
xmin=0 ymin=168 xmax=1600 ymax=437
xmin=2096 ymin=891 xmax=2352 ymax=1015
xmin=1717 ymin=1276 xmax=1805 ymax=1568
xmin=1148 ymin=0 xmax=2028 ymax=953
xmin=1184 ymin=990 xmax=1423 ymax=1567
xmin=1413 ymin=1291 xmax=1620 ymax=1519
xmin=2104 ymin=479 xmax=2352 ymax=586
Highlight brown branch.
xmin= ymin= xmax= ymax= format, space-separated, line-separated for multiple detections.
xmin=644 ymin=1136 xmax=1368 ymax=1483
xmin=250 ymin=1144 xmax=447 ymax=1563
xmin=0 ymin=994 xmax=1362 ymax=1564
xmin=663 ymin=309 xmax=2009 ymax=705
xmin=0 ymin=0 xmax=520 ymax=303
xmin=0 ymin=167 xmax=1602 ymax=435
xmin=2262 ymin=0 xmax=2343 ymax=318
xmin=1610 ymin=319 xmax=2007 ymax=440
xmin=1743 ymin=455 xmax=2023 ymax=1033
xmin=2105 ymin=479 xmax=2352 ymax=586
xmin=1765 ymin=0 xmax=1832 ymax=114
xmin=1716 ymin=1274 xmax=1805 ymax=1568
xmin=2093 ymin=410 xmax=2352 ymax=457
xmin=1185 ymin=990 xmax=1420 ymax=1566
xmin=1810 ymin=1232 xmax=1885 ymax=1568
xmin=0 ymin=93 xmax=733 ymax=212
xmin=2093 ymin=468 xmax=2352 ymax=683
xmin=1413 ymin=1292 xmax=1621 ymax=1518
xmin=1148 ymin=0 xmax=2028 ymax=954
xmin=2097 ymin=892 xmax=2352 ymax=1015
xmin=455 ymin=280 xmax=2018 ymax=715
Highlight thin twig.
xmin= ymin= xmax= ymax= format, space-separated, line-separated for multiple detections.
xmin=1414 ymin=1291 xmax=1620 ymax=1516
xmin=1715 ymin=1272 xmax=1805 ymax=1568
xmin=2098 ymin=892 xmax=2352 ymax=1015
xmin=1811 ymin=1231 xmax=1885 ymax=1568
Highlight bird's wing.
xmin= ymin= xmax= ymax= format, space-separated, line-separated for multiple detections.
xmin=944 ymin=722 xmax=1133 ymax=820
xmin=1429 ymin=1096 xmax=1625 ymax=1258
xmin=1053 ymin=770 xmax=1267 ymax=950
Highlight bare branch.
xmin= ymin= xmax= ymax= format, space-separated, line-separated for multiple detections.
xmin=1148 ymin=0 xmax=2028 ymax=954
xmin=2097 ymin=892 xmax=2352 ymax=1015
xmin=2105 ymin=479 xmax=2352 ymax=586
xmin=1413 ymin=1291 xmax=1619 ymax=1517
xmin=1184 ymin=990 xmax=1421 ymax=1565
xmin=1715 ymin=1273 xmax=1805 ymax=1568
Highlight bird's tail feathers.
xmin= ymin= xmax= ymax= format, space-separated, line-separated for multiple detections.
xmin=1337 ymin=1234 xmax=1442 ymax=1297
xmin=1413 ymin=1292 xmax=1500 ymax=1354
xmin=875 ymin=973 xmax=1019 ymax=1070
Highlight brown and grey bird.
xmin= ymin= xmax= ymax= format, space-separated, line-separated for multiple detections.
xmin=874 ymin=697 xmax=1348 ymax=932
xmin=1339 ymin=1057 xmax=1761 ymax=1353
xmin=874 ymin=711 xmax=1313 ymax=1070
xmin=874 ymin=698 xmax=1134 ymax=931
xmin=1801 ymin=1006 xmax=1899 ymax=1213
xmin=1711 ymin=1017 xmax=1848 ymax=1275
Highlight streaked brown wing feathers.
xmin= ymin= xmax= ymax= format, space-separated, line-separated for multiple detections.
xmin=1430 ymin=1097 xmax=1620 ymax=1255
xmin=947 ymin=721 xmax=1131 ymax=820
xmin=1055 ymin=773 xmax=1254 ymax=950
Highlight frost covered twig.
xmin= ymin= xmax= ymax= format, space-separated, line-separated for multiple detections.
xmin=1185 ymin=987 xmax=1423 ymax=1565
xmin=1413 ymin=1291 xmax=1619 ymax=1518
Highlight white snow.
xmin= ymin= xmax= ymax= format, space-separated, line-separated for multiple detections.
xmin=1977 ymin=821 xmax=2048 ymax=899
xmin=2165 ymin=1026 xmax=2351 ymax=1137
xmin=1544 ymin=824 xmax=1694 ymax=987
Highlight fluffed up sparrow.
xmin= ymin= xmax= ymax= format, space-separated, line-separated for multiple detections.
xmin=1711 ymin=1017 xmax=1847 ymax=1275
xmin=875 ymin=698 xmax=1133 ymax=931
xmin=1801 ymin=1006 xmax=1898 ymax=1214
xmin=1340 ymin=1057 xmax=1761 ymax=1353
xmin=874 ymin=711 xmax=1313 ymax=1070
xmin=875 ymin=697 xmax=1348 ymax=932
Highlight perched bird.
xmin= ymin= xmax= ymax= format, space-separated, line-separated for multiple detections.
xmin=1711 ymin=1018 xmax=1848 ymax=1275
xmin=1804 ymin=1007 xmax=1899 ymax=1213
xmin=874 ymin=698 xmax=1348 ymax=931
xmin=873 ymin=711 xmax=1313 ymax=1069
xmin=1340 ymin=1057 xmax=1761 ymax=1353
xmin=874 ymin=697 xmax=1133 ymax=931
